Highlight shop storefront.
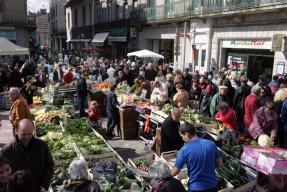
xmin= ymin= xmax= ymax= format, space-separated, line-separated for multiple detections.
xmin=222 ymin=39 xmax=274 ymax=82
xmin=108 ymin=27 xmax=129 ymax=58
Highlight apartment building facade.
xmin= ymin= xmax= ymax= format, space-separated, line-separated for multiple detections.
xmin=0 ymin=0 xmax=36 ymax=48
xmin=65 ymin=0 xmax=139 ymax=58
xmin=50 ymin=0 xmax=67 ymax=52
xmin=131 ymin=0 xmax=287 ymax=82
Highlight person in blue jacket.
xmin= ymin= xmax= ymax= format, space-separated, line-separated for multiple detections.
xmin=171 ymin=123 xmax=223 ymax=192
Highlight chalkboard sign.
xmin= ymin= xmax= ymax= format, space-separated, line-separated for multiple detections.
xmin=93 ymin=162 xmax=117 ymax=183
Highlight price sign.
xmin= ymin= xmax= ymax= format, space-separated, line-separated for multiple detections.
xmin=140 ymin=89 xmax=147 ymax=99
xmin=93 ymin=162 xmax=117 ymax=183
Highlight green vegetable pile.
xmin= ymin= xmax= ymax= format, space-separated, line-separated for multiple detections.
xmin=41 ymin=132 xmax=77 ymax=161
xmin=161 ymin=103 xmax=174 ymax=114
xmin=65 ymin=118 xmax=92 ymax=135
xmin=36 ymin=123 xmax=61 ymax=137
xmin=217 ymin=157 xmax=249 ymax=188
xmin=71 ymin=134 xmax=111 ymax=156
xmin=99 ymin=166 xmax=149 ymax=192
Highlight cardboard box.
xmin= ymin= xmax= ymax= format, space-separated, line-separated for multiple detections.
xmin=241 ymin=146 xmax=287 ymax=175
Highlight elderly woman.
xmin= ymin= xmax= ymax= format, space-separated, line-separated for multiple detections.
xmin=150 ymin=161 xmax=186 ymax=192
xmin=173 ymin=83 xmax=189 ymax=108
xmin=248 ymin=100 xmax=278 ymax=140
xmin=62 ymin=157 xmax=100 ymax=192
xmin=244 ymin=85 xmax=261 ymax=129
xmin=215 ymin=102 xmax=237 ymax=131
xmin=9 ymin=87 xmax=33 ymax=134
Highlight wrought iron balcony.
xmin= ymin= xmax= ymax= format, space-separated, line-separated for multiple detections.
xmin=0 ymin=13 xmax=36 ymax=26
xmin=131 ymin=0 xmax=287 ymax=22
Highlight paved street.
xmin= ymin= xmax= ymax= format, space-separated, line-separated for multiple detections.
xmin=0 ymin=110 xmax=14 ymax=147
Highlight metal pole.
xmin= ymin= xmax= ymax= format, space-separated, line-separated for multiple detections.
xmin=183 ymin=21 xmax=187 ymax=71
xmin=175 ymin=28 xmax=178 ymax=70
xmin=92 ymin=0 xmax=95 ymax=45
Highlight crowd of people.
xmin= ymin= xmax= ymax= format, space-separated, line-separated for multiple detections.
xmin=1 ymin=54 xmax=287 ymax=191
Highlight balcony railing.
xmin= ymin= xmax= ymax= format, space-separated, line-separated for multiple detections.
xmin=0 ymin=13 xmax=36 ymax=25
xmin=131 ymin=0 xmax=287 ymax=22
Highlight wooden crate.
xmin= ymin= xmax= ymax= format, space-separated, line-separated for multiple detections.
xmin=233 ymin=166 xmax=258 ymax=192
xmin=118 ymin=107 xmax=139 ymax=140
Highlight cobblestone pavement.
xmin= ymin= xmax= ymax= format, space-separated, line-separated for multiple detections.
xmin=0 ymin=110 xmax=13 ymax=147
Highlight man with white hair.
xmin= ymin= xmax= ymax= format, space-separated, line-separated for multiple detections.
xmin=145 ymin=63 xmax=157 ymax=81
xmin=9 ymin=87 xmax=33 ymax=135
xmin=244 ymin=85 xmax=261 ymax=129
xmin=160 ymin=108 xmax=184 ymax=154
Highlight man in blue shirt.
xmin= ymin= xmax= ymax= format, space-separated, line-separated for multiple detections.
xmin=171 ymin=123 xmax=223 ymax=192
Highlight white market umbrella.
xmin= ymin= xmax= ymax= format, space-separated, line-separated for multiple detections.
xmin=127 ymin=49 xmax=164 ymax=59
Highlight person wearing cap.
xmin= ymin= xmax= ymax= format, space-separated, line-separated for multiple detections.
xmin=171 ymin=123 xmax=222 ymax=192
xmin=248 ymin=100 xmax=278 ymax=140
xmin=209 ymin=85 xmax=229 ymax=117
xmin=150 ymin=161 xmax=186 ymax=192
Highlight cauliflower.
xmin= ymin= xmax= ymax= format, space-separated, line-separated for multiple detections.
xmin=258 ymin=134 xmax=274 ymax=147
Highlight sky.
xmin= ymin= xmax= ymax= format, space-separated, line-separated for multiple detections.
xmin=28 ymin=0 xmax=50 ymax=12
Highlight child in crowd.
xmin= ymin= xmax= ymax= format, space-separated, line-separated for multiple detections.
xmin=0 ymin=158 xmax=12 ymax=192
xmin=87 ymin=101 xmax=102 ymax=129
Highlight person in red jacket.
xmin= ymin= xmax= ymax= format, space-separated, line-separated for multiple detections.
xmin=87 ymin=101 xmax=102 ymax=129
xmin=244 ymin=85 xmax=261 ymax=129
xmin=63 ymin=68 xmax=74 ymax=84
xmin=215 ymin=102 xmax=237 ymax=130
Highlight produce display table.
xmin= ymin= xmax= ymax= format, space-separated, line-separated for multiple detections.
xmin=118 ymin=107 xmax=139 ymax=140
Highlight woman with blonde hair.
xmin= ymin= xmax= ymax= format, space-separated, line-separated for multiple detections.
xmin=274 ymin=88 xmax=287 ymax=148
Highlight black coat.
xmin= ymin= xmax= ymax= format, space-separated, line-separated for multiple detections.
xmin=152 ymin=177 xmax=187 ymax=192
xmin=77 ymin=77 xmax=88 ymax=97
xmin=106 ymin=91 xmax=119 ymax=117
xmin=0 ymin=137 xmax=54 ymax=190
xmin=145 ymin=69 xmax=157 ymax=81
xmin=160 ymin=116 xmax=184 ymax=153
xmin=233 ymin=84 xmax=251 ymax=110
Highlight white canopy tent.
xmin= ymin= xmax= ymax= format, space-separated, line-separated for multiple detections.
xmin=127 ymin=49 xmax=164 ymax=59
xmin=0 ymin=37 xmax=29 ymax=56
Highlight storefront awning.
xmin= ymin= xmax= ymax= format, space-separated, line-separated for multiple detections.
xmin=68 ymin=39 xmax=91 ymax=42
xmin=91 ymin=32 xmax=109 ymax=43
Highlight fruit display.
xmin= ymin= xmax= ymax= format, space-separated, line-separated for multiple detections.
xmin=35 ymin=109 xmax=69 ymax=124
xmin=55 ymin=81 xmax=77 ymax=88
xmin=33 ymin=96 xmax=43 ymax=105
xmin=134 ymin=158 xmax=152 ymax=172
xmin=116 ymin=81 xmax=129 ymax=93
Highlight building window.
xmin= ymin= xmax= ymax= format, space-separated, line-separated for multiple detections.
xmin=82 ymin=6 xmax=86 ymax=25
xmin=89 ymin=3 xmax=92 ymax=25
xmin=67 ymin=13 xmax=70 ymax=29
xmin=74 ymin=9 xmax=78 ymax=27
xmin=201 ymin=49 xmax=206 ymax=67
